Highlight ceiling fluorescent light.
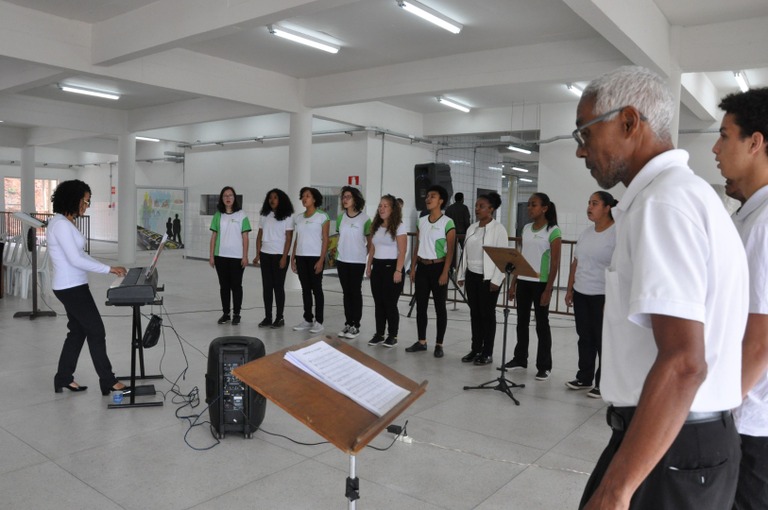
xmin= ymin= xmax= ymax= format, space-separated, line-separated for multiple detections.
xmin=136 ymin=136 xmax=160 ymax=142
xmin=59 ymin=84 xmax=120 ymax=100
xmin=267 ymin=25 xmax=340 ymax=54
xmin=734 ymin=71 xmax=750 ymax=92
xmin=507 ymin=145 xmax=531 ymax=155
xmin=519 ymin=178 xmax=533 ymax=183
xmin=567 ymin=83 xmax=583 ymax=97
xmin=511 ymin=166 xmax=529 ymax=173
xmin=437 ymin=96 xmax=470 ymax=113
xmin=397 ymin=0 xmax=462 ymax=34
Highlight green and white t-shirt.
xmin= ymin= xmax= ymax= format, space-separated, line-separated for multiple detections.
xmin=336 ymin=211 xmax=371 ymax=264
xmin=518 ymin=222 xmax=561 ymax=282
xmin=416 ymin=214 xmax=455 ymax=260
xmin=294 ymin=210 xmax=330 ymax=257
xmin=210 ymin=210 xmax=251 ymax=258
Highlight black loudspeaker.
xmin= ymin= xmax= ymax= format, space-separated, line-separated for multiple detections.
xmin=414 ymin=163 xmax=453 ymax=211
xmin=205 ymin=336 xmax=266 ymax=439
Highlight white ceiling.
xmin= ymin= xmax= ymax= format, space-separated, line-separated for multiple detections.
xmin=0 ymin=0 xmax=767 ymax=158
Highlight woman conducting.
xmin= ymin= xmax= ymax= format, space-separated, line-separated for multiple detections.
xmin=209 ymin=186 xmax=251 ymax=326
xmin=456 ymin=192 xmax=508 ymax=365
xmin=48 ymin=179 xmax=128 ymax=396
xmin=564 ymin=191 xmax=617 ymax=398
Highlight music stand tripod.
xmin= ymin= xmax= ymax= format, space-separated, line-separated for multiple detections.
xmin=463 ymin=246 xmax=536 ymax=405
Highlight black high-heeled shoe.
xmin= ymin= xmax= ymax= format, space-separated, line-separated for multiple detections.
xmin=101 ymin=384 xmax=128 ymax=396
xmin=54 ymin=382 xmax=87 ymax=393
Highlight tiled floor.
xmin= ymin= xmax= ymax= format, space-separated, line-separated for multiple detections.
xmin=0 ymin=242 xmax=608 ymax=509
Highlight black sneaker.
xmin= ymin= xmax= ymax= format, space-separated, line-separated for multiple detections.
xmin=565 ymin=379 xmax=591 ymax=390
xmin=587 ymin=387 xmax=601 ymax=399
xmin=474 ymin=355 xmax=493 ymax=365
xmin=217 ymin=314 xmax=231 ymax=324
xmin=368 ymin=334 xmax=385 ymax=346
xmin=258 ymin=318 xmax=272 ymax=328
xmin=434 ymin=345 xmax=444 ymax=358
xmin=535 ymin=370 xmax=551 ymax=381
xmin=461 ymin=351 xmax=478 ymax=363
xmin=232 ymin=315 xmax=241 ymax=325
xmin=383 ymin=336 xmax=398 ymax=348
xmin=504 ymin=359 xmax=527 ymax=370
xmin=405 ymin=341 xmax=427 ymax=353
xmin=271 ymin=317 xmax=285 ymax=329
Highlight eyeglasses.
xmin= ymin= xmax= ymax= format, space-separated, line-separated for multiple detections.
xmin=82 ymin=199 xmax=91 ymax=206
xmin=572 ymin=106 xmax=647 ymax=147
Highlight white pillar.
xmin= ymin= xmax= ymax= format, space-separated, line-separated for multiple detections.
xmin=118 ymin=133 xmax=137 ymax=265
xmin=668 ymin=66 xmax=682 ymax=147
xmin=288 ymin=108 xmax=312 ymax=201
xmin=20 ymin=146 xmax=35 ymax=213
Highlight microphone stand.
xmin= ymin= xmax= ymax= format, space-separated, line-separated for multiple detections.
xmin=14 ymin=223 xmax=56 ymax=320
xmin=463 ymin=260 xmax=525 ymax=404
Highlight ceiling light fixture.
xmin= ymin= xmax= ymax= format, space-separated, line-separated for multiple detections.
xmin=567 ymin=83 xmax=583 ymax=97
xmin=59 ymin=84 xmax=120 ymax=100
xmin=520 ymin=178 xmax=533 ymax=183
xmin=507 ymin=145 xmax=532 ymax=155
xmin=267 ymin=25 xmax=340 ymax=54
xmin=437 ymin=96 xmax=470 ymax=113
xmin=136 ymin=136 xmax=160 ymax=142
xmin=397 ymin=0 xmax=462 ymax=34
xmin=734 ymin=71 xmax=750 ymax=92
xmin=511 ymin=166 xmax=529 ymax=173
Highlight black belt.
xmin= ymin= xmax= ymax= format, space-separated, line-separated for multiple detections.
xmin=607 ymin=405 xmax=730 ymax=432
xmin=418 ymin=257 xmax=445 ymax=265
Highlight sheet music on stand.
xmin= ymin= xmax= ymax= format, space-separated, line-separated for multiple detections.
xmin=284 ymin=340 xmax=410 ymax=417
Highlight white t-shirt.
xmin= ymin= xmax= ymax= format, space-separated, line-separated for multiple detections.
xmin=465 ymin=225 xmax=486 ymax=273
xmin=371 ymin=222 xmax=407 ymax=260
xmin=259 ymin=211 xmax=293 ymax=255
xmin=732 ymin=184 xmax=768 ymax=436
xmin=518 ymin=222 xmax=561 ymax=282
xmin=573 ymin=224 xmax=616 ymax=296
xmin=416 ymin=214 xmax=454 ymax=259
xmin=47 ymin=213 xmax=110 ymax=290
xmin=336 ymin=211 xmax=371 ymax=264
xmin=210 ymin=210 xmax=251 ymax=259
xmin=601 ymin=149 xmax=748 ymax=411
xmin=293 ymin=210 xmax=330 ymax=257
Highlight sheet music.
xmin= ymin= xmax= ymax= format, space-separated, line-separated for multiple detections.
xmin=284 ymin=341 xmax=410 ymax=417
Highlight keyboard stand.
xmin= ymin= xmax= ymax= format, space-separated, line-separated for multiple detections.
xmin=106 ymin=298 xmax=164 ymax=409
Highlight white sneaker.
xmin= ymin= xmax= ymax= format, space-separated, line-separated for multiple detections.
xmin=293 ymin=321 xmax=313 ymax=331
xmin=338 ymin=325 xmax=351 ymax=338
xmin=346 ymin=326 xmax=360 ymax=339
xmin=309 ymin=321 xmax=325 ymax=333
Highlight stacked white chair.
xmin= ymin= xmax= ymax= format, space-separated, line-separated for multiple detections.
xmin=2 ymin=236 xmax=23 ymax=295
xmin=16 ymin=243 xmax=50 ymax=299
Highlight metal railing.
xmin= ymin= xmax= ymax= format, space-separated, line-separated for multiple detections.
xmin=0 ymin=212 xmax=91 ymax=253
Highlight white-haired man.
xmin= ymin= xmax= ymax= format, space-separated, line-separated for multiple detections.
xmin=574 ymin=66 xmax=749 ymax=509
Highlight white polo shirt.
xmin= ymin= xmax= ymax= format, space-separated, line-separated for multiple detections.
xmin=732 ymin=184 xmax=768 ymax=436
xmin=601 ymin=149 xmax=748 ymax=412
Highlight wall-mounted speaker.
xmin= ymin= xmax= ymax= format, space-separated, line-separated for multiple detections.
xmin=414 ymin=163 xmax=453 ymax=211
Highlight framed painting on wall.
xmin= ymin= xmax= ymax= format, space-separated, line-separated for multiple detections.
xmin=137 ymin=187 xmax=187 ymax=250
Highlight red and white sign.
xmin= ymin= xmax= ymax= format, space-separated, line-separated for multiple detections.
xmin=111 ymin=186 xmax=116 ymax=195
xmin=348 ymin=175 xmax=359 ymax=185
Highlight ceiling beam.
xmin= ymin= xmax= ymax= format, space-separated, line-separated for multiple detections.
xmin=676 ymin=16 xmax=768 ymax=72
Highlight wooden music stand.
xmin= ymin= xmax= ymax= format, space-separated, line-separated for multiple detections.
xmin=233 ymin=336 xmax=427 ymax=509
xmin=463 ymin=247 xmax=536 ymax=404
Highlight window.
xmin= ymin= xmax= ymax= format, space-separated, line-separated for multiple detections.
xmin=3 ymin=178 xmax=58 ymax=213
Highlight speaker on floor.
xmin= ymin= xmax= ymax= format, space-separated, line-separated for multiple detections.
xmin=205 ymin=336 xmax=266 ymax=439
xmin=414 ymin=163 xmax=453 ymax=211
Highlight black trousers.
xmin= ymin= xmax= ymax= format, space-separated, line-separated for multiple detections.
xmin=465 ymin=270 xmax=501 ymax=357
xmin=370 ymin=258 xmax=404 ymax=337
xmin=513 ymin=279 xmax=552 ymax=371
xmin=214 ymin=256 xmax=245 ymax=316
xmin=336 ymin=260 xmax=365 ymax=328
xmin=53 ymin=284 xmax=118 ymax=392
xmin=415 ymin=261 xmax=448 ymax=343
xmin=580 ymin=408 xmax=740 ymax=509
xmin=573 ymin=291 xmax=605 ymax=387
xmin=296 ymin=255 xmax=324 ymax=323
xmin=734 ymin=434 xmax=768 ymax=510
xmin=259 ymin=252 xmax=288 ymax=321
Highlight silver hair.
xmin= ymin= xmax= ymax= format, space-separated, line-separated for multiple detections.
xmin=582 ymin=66 xmax=675 ymax=144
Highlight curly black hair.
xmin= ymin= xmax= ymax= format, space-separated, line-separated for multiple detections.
xmin=299 ymin=187 xmax=323 ymax=208
xmin=260 ymin=188 xmax=294 ymax=221
xmin=51 ymin=179 xmax=91 ymax=217
xmin=719 ymin=88 xmax=768 ymax=157
xmin=340 ymin=186 xmax=365 ymax=212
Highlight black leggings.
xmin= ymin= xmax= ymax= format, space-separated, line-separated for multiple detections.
xmin=214 ymin=256 xmax=245 ymax=316
xmin=573 ymin=291 xmax=604 ymax=387
xmin=259 ymin=252 xmax=288 ymax=320
xmin=295 ymin=255 xmax=324 ymax=323
xmin=53 ymin=284 xmax=118 ymax=393
xmin=336 ymin=260 xmax=365 ymax=328
xmin=370 ymin=258 xmax=404 ymax=337
xmin=513 ymin=279 xmax=552 ymax=371
xmin=465 ymin=270 xmax=501 ymax=357
xmin=415 ymin=261 xmax=448 ymax=344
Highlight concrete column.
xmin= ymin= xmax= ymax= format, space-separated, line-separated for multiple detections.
xmin=20 ymin=146 xmax=35 ymax=213
xmin=288 ymin=108 xmax=312 ymax=201
xmin=117 ymin=133 xmax=137 ymax=265
xmin=668 ymin=66 xmax=682 ymax=147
